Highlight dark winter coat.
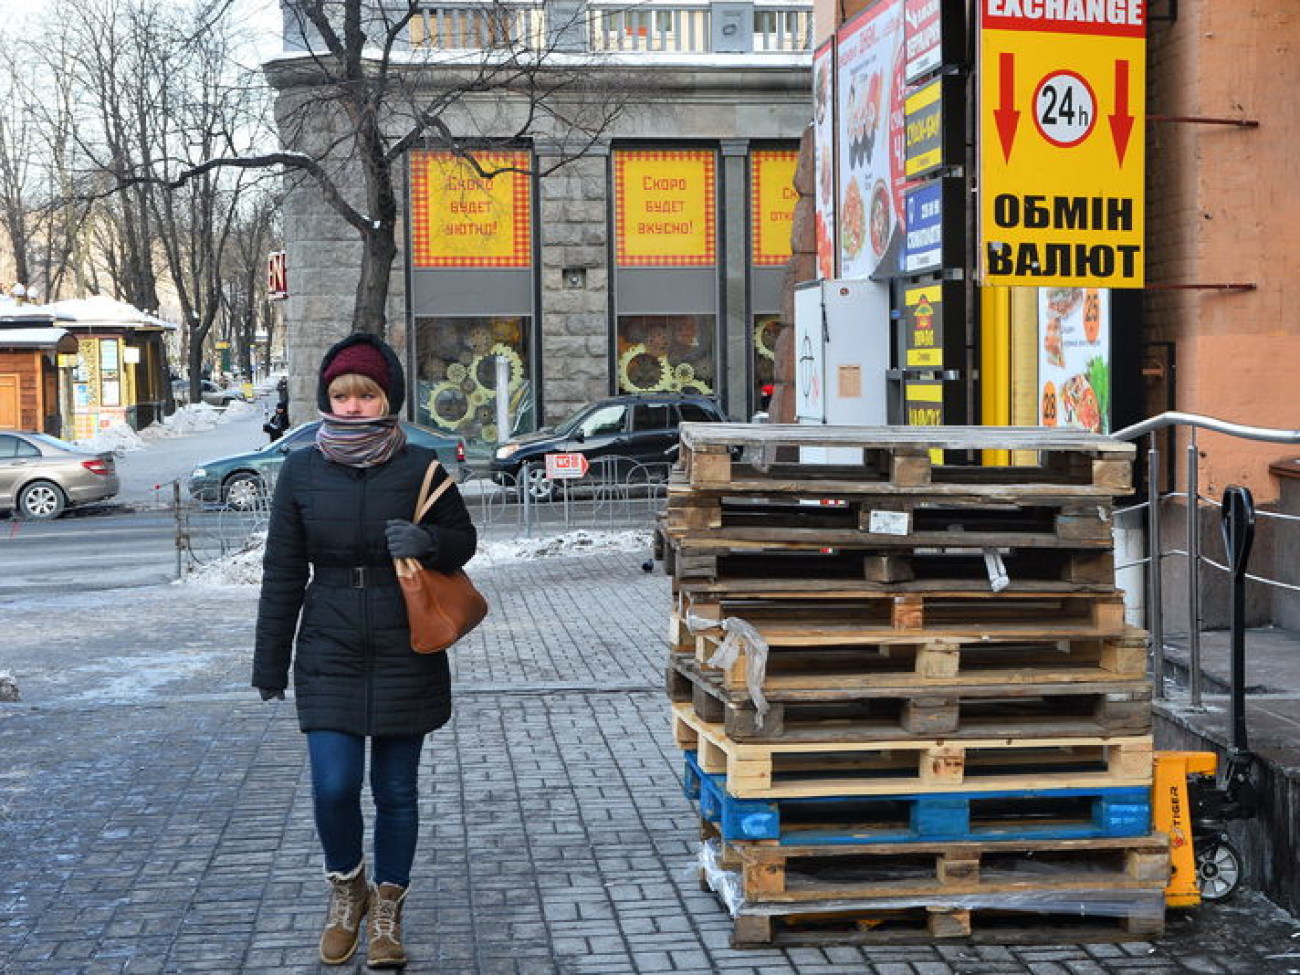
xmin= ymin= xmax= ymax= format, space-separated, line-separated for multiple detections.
xmin=251 ymin=334 xmax=477 ymax=737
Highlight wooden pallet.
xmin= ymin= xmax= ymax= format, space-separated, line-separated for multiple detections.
xmin=668 ymin=653 xmax=1153 ymax=741
xmin=678 ymin=424 xmax=1136 ymax=498
xmin=663 ymin=490 xmax=1116 ymax=544
xmin=714 ymin=889 xmax=1167 ymax=948
xmin=711 ymin=832 xmax=1170 ymax=904
xmin=670 ymin=543 xmax=1117 ymax=592
xmin=684 ymin=750 xmax=1154 ymax=844
xmin=670 ymin=624 xmax=1148 ymax=695
xmin=683 ymin=590 xmax=1130 ymax=635
xmin=672 ymin=703 xmax=1153 ymax=799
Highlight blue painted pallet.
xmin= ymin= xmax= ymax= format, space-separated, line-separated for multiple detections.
xmin=683 ymin=750 xmax=1152 ymax=845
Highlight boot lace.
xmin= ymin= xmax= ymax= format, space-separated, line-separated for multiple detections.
xmin=371 ymin=895 xmax=401 ymax=940
xmin=327 ymin=880 xmax=361 ymax=930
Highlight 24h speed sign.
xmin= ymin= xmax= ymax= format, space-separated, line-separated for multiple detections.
xmin=978 ymin=0 xmax=1146 ymax=288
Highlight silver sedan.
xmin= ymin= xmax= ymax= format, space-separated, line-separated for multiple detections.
xmin=0 ymin=430 xmax=120 ymax=520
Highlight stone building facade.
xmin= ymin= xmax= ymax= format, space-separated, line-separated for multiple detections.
xmin=268 ymin=2 xmax=813 ymax=450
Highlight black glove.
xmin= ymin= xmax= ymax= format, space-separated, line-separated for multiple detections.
xmin=386 ymin=519 xmax=435 ymax=560
xmin=258 ymin=687 xmax=285 ymax=702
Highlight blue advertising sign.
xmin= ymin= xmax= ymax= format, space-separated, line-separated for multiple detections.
xmin=903 ymin=181 xmax=943 ymax=274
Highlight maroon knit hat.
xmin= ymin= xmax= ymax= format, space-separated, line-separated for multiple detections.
xmin=322 ymin=342 xmax=391 ymax=393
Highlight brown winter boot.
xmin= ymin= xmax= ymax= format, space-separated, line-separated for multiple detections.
xmin=366 ymin=882 xmax=409 ymax=969
xmin=319 ymin=861 xmax=370 ymax=965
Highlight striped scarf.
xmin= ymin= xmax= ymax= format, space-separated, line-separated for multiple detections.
xmin=316 ymin=414 xmax=407 ymax=468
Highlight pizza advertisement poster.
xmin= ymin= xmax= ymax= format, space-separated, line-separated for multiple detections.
xmin=836 ymin=0 xmax=907 ymax=281
xmin=751 ymin=149 xmax=799 ymax=266
xmin=614 ymin=150 xmax=717 ymax=267
xmin=1037 ymin=286 xmax=1110 ymax=434
xmin=409 ymin=150 xmax=533 ymax=269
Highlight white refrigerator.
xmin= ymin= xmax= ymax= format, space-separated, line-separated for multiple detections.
xmin=793 ymin=279 xmax=892 ymax=462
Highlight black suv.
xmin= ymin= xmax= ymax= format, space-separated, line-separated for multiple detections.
xmin=489 ymin=392 xmax=727 ymax=500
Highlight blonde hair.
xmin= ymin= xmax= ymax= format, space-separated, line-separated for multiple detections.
xmin=327 ymin=373 xmax=390 ymax=415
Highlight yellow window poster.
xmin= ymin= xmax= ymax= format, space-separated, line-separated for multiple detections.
xmin=410 ymin=150 xmax=533 ymax=268
xmin=750 ymin=149 xmax=798 ymax=266
xmin=614 ymin=150 xmax=716 ymax=267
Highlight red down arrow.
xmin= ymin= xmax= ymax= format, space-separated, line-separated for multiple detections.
xmin=1108 ymin=59 xmax=1135 ymax=166
xmin=993 ymin=52 xmax=1020 ymax=163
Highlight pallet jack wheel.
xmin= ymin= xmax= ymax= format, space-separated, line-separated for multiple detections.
xmin=1196 ymin=837 xmax=1243 ymax=902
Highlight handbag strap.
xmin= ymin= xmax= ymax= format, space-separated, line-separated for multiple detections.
xmin=414 ymin=460 xmax=454 ymax=523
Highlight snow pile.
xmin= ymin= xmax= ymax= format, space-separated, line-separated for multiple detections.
xmin=76 ymin=423 xmax=149 ymax=455
xmin=477 ymin=529 xmax=652 ymax=563
xmin=138 ymin=403 xmax=227 ymax=440
xmin=223 ymin=399 xmax=260 ymax=418
xmin=178 ymin=528 xmax=653 ymax=587
xmin=181 ymin=531 xmax=267 ymax=587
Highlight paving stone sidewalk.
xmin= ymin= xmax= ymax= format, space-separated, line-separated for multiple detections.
xmin=2 ymin=552 xmax=1299 ymax=974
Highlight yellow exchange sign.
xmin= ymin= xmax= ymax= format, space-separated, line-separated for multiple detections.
xmin=978 ymin=1 xmax=1146 ymax=287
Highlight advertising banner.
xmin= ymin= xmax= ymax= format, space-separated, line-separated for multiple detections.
xmin=902 ymin=177 xmax=964 ymax=276
xmin=813 ymin=40 xmax=837 ymax=280
xmin=750 ymin=149 xmax=799 ymax=266
xmin=904 ymin=0 xmax=944 ymax=82
xmin=1037 ymin=287 xmax=1110 ymax=433
xmin=614 ymin=150 xmax=717 ymax=267
xmin=979 ymin=1 xmax=1146 ymax=287
xmin=409 ymin=150 xmax=533 ymax=269
xmin=903 ymin=282 xmax=945 ymax=369
xmin=836 ymin=0 xmax=907 ymax=280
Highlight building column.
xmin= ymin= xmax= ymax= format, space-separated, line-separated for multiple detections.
xmin=535 ymin=140 xmax=611 ymax=426
xmin=720 ymin=138 xmax=750 ymax=421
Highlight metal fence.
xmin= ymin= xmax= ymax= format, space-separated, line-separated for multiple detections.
xmin=172 ymin=455 xmax=672 ymax=573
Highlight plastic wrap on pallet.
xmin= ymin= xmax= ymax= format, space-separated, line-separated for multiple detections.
xmin=707 ymin=618 xmax=770 ymax=719
xmin=699 ymin=839 xmax=745 ymax=914
xmin=698 ymin=841 xmax=1165 ymax=920
xmin=982 ymin=547 xmax=1010 ymax=592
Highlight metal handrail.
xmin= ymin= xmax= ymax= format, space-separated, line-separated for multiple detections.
xmin=1112 ymin=411 xmax=1300 ymax=704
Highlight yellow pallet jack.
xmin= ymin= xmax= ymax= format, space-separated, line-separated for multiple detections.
xmin=1155 ymin=486 xmax=1261 ymax=909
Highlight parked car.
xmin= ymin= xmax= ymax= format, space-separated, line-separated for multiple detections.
xmin=188 ymin=420 xmax=466 ymax=510
xmin=0 ymin=430 xmax=120 ymax=520
xmin=171 ymin=379 xmax=247 ymax=407
xmin=489 ymin=392 xmax=727 ymax=500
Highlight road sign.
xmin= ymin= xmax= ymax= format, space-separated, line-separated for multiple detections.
xmin=544 ymin=453 xmax=589 ymax=479
xmin=978 ymin=1 xmax=1145 ymax=287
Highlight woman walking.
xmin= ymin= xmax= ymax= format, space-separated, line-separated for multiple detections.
xmin=253 ymin=333 xmax=476 ymax=968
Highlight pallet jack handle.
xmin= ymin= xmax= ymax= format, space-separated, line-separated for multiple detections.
xmin=1220 ymin=485 xmax=1255 ymax=755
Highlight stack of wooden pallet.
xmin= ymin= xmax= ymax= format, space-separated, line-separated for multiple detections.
xmin=661 ymin=424 xmax=1168 ymax=948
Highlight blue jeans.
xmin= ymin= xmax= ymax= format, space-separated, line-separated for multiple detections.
xmin=307 ymin=730 xmax=425 ymax=887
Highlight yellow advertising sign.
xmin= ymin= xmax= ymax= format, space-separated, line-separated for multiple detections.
xmin=410 ymin=150 xmax=533 ymax=268
xmin=978 ymin=2 xmax=1145 ymax=287
xmin=750 ymin=149 xmax=798 ymax=266
xmin=614 ymin=150 xmax=716 ymax=267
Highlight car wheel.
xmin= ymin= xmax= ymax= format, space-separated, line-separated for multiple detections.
xmin=223 ymin=473 xmax=266 ymax=511
xmin=522 ymin=465 xmax=557 ymax=502
xmin=17 ymin=480 xmax=67 ymax=520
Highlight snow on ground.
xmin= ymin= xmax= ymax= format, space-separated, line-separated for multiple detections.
xmin=179 ymin=528 xmax=655 ymax=588
xmin=75 ymin=401 xmax=261 ymax=456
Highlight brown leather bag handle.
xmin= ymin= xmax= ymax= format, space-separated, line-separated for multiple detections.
xmin=414 ymin=460 xmax=453 ymax=523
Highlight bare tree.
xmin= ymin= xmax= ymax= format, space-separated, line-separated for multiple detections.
xmin=176 ymin=0 xmax=631 ymax=337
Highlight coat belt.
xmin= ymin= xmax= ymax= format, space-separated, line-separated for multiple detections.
xmin=312 ymin=565 xmax=399 ymax=589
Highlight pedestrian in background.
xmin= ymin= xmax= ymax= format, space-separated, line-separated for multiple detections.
xmin=252 ymin=333 xmax=477 ymax=968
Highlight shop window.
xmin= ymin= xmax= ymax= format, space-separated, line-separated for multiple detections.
xmin=753 ymin=314 xmax=780 ymax=409
xmin=414 ymin=315 xmax=531 ymax=446
xmin=616 ymin=314 xmax=715 ymax=396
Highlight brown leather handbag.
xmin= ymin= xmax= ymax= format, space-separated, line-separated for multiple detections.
xmin=395 ymin=461 xmax=488 ymax=653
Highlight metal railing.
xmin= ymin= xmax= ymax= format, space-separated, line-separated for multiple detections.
xmin=1112 ymin=412 xmax=1300 ymax=704
xmin=410 ymin=2 xmax=547 ymax=51
xmin=170 ymin=454 xmax=672 ymax=574
xmin=406 ymin=1 xmax=813 ymax=54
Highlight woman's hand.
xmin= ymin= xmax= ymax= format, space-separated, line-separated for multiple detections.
xmin=386 ymin=519 xmax=436 ymax=560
